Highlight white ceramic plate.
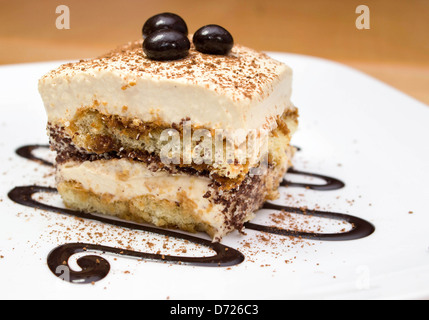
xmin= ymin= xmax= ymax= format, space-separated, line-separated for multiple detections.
xmin=0 ymin=53 xmax=428 ymax=300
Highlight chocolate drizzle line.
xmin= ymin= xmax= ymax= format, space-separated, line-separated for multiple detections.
xmin=281 ymin=167 xmax=346 ymax=191
xmin=16 ymin=144 xmax=53 ymax=167
xmin=11 ymin=144 xmax=376 ymax=284
xmin=8 ymin=186 xmax=245 ymax=284
xmin=245 ymin=202 xmax=375 ymax=241
xmin=48 ymin=244 xmax=111 ymax=284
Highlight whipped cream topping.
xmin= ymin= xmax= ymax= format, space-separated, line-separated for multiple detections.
xmin=39 ymin=40 xmax=294 ymax=132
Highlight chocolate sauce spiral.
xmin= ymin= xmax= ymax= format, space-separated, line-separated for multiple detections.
xmin=245 ymin=202 xmax=375 ymax=241
xmin=48 ymin=243 xmax=111 ymax=284
xmin=281 ymin=167 xmax=345 ymax=191
xmin=16 ymin=144 xmax=53 ymax=167
xmin=11 ymin=144 xmax=376 ymax=284
xmin=8 ymin=186 xmax=245 ymax=283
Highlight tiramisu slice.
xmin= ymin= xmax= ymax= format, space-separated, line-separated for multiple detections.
xmin=39 ymin=17 xmax=298 ymax=241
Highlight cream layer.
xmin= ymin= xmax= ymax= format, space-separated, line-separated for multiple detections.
xmin=57 ymin=158 xmax=227 ymax=228
xmin=39 ymin=41 xmax=294 ymax=139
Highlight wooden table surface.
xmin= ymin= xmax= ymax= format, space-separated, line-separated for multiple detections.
xmin=1 ymin=0 xmax=428 ymax=105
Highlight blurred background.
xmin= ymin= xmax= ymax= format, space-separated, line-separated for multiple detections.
xmin=1 ymin=0 xmax=428 ymax=104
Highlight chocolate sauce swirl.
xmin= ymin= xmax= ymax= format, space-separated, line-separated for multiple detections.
xmin=8 ymin=186 xmax=245 ymax=283
xmin=48 ymin=243 xmax=111 ymax=284
xmin=245 ymin=202 xmax=375 ymax=241
xmin=16 ymin=144 xmax=53 ymax=167
xmin=11 ymin=144 xmax=376 ymax=284
xmin=281 ymin=167 xmax=345 ymax=191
